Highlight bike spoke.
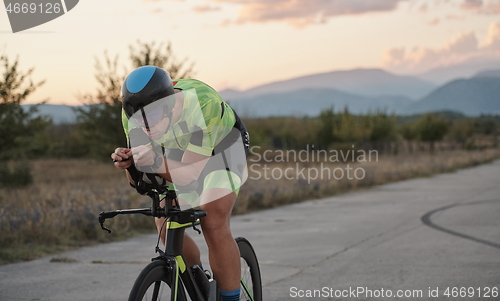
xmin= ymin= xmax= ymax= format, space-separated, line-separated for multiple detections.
xmin=152 ymin=281 xmax=161 ymax=301
xmin=240 ymin=278 xmax=254 ymax=301
xmin=239 ymin=258 xmax=254 ymax=301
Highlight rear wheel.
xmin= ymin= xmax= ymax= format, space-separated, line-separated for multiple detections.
xmin=128 ymin=260 xmax=187 ymax=301
xmin=236 ymin=237 xmax=262 ymax=301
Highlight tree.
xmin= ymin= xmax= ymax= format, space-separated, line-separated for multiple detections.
xmin=337 ymin=108 xmax=357 ymax=142
xmin=0 ymin=53 xmax=49 ymax=160
xmin=400 ymin=123 xmax=418 ymax=153
xmin=365 ymin=111 xmax=397 ymax=153
xmin=368 ymin=113 xmax=396 ymax=142
xmin=72 ymin=53 xmax=125 ymax=158
xmin=449 ymin=119 xmax=475 ymax=148
xmin=74 ymin=41 xmax=195 ymax=159
xmin=129 ymin=40 xmax=194 ymax=79
xmin=415 ymin=114 xmax=449 ymax=153
xmin=0 ymin=53 xmax=49 ymax=186
xmin=316 ymin=107 xmax=337 ymax=149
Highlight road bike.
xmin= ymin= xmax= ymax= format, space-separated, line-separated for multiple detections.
xmin=98 ymin=165 xmax=262 ymax=301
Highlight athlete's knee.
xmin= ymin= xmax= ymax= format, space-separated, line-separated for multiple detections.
xmin=203 ymin=225 xmax=233 ymax=248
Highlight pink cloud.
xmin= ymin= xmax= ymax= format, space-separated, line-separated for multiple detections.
xmin=483 ymin=22 xmax=500 ymax=49
xmin=419 ymin=4 xmax=428 ymax=13
xmin=210 ymin=0 xmax=406 ymax=27
xmin=446 ymin=14 xmax=465 ymax=20
xmin=150 ymin=8 xmax=163 ymax=14
xmin=461 ymin=0 xmax=483 ymax=10
xmin=382 ymin=22 xmax=500 ymax=73
xmin=428 ymin=18 xmax=440 ymax=25
xmin=193 ymin=5 xmax=221 ymax=13
xmin=460 ymin=0 xmax=500 ymax=14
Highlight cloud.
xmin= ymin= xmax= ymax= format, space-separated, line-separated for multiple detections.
xmin=428 ymin=18 xmax=440 ymax=25
xmin=382 ymin=22 xmax=500 ymax=73
xmin=419 ymin=4 xmax=428 ymax=13
xmin=483 ymin=21 xmax=500 ymax=49
xmin=143 ymin=0 xmax=184 ymax=1
xmin=460 ymin=0 xmax=500 ymax=14
xmin=446 ymin=14 xmax=465 ymax=21
xmin=193 ymin=5 xmax=221 ymax=13
xmin=461 ymin=0 xmax=483 ymax=10
xmin=150 ymin=8 xmax=163 ymax=14
xmin=211 ymin=0 xmax=406 ymax=27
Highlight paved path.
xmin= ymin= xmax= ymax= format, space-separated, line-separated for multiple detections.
xmin=1 ymin=160 xmax=500 ymax=300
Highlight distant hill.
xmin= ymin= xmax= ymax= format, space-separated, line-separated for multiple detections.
xmin=230 ymin=88 xmax=413 ymax=118
xmin=220 ymin=68 xmax=436 ymax=100
xmin=473 ymin=69 xmax=500 ymax=79
xmin=401 ymin=77 xmax=500 ymax=116
xmin=22 ymin=68 xmax=500 ymax=122
xmin=418 ymin=58 xmax=500 ymax=84
xmin=23 ymin=104 xmax=79 ymax=124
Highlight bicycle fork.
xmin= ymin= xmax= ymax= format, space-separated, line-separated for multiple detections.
xmin=160 ymin=214 xmax=208 ymax=301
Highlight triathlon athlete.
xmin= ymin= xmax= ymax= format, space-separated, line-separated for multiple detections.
xmin=111 ymin=65 xmax=249 ymax=301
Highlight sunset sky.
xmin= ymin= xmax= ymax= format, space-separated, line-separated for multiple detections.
xmin=1 ymin=0 xmax=500 ymax=105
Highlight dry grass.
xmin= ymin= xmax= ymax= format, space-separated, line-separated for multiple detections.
xmin=1 ymin=148 xmax=500 ymax=264
xmin=0 ymin=159 xmax=154 ymax=264
xmin=233 ymin=148 xmax=500 ymax=213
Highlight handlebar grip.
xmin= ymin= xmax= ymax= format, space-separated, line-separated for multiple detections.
xmin=195 ymin=210 xmax=207 ymax=219
xmin=113 ymin=157 xmax=130 ymax=163
xmin=126 ymin=164 xmax=141 ymax=184
xmin=112 ymin=158 xmax=142 ymax=191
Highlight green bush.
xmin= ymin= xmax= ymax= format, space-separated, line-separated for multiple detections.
xmin=0 ymin=161 xmax=33 ymax=188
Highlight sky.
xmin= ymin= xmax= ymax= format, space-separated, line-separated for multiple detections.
xmin=1 ymin=0 xmax=500 ymax=105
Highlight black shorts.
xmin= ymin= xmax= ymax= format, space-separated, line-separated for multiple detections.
xmin=171 ymin=109 xmax=249 ymax=203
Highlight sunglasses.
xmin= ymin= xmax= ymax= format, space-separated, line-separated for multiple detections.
xmin=130 ymin=109 xmax=166 ymax=128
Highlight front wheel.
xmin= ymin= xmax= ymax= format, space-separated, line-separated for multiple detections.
xmin=236 ymin=237 xmax=262 ymax=301
xmin=128 ymin=260 xmax=187 ymax=301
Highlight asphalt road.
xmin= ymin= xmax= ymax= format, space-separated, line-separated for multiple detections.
xmin=1 ymin=160 xmax=499 ymax=301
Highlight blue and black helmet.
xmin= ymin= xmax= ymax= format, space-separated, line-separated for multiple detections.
xmin=122 ymin=66 xmax=176 ymax=118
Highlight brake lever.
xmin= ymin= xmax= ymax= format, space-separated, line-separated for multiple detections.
xmin=98 ymin=212 xmax=113 ymax=233
xmin=100 ymin=223 xmax=112 ymax=234
xmin=192 ymin=222 xmax=201 ymax=235
xmin=192 ymin=213 xmax=202 ymax=235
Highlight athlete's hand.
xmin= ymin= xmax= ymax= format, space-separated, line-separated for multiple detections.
xmin=112 ymin=147 xmax=133 ymax=169
xmin=131 ymin=145 xmax=156 ymax=167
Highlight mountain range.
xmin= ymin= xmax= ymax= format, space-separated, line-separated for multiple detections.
xmin=220 ymin=68 xmax=436 ymax=100
xmin=24 ymin=67 xmax=500 ymax=123
xmin=417 ymin=57 xmax=500 ymax=84
xmin=225 ymin=68 xmax=500 ymax=118
xmin=402 ymin=75 xmax=500 ymax=115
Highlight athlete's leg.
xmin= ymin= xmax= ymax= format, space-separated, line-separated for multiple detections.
xmin=199 ymin=188 xmax=240 ymax=292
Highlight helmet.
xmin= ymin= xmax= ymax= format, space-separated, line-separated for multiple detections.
xmin=122 ymin=66 xmax=176 ymax=119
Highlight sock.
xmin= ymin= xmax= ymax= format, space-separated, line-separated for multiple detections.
xmin=220 ymin=288 xmax=240 ymax=301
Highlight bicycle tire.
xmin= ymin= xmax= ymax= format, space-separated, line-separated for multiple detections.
xmin=236 ymin=237 xmax=262 ymax=301
xmin=128 ymin=260 xmax=187 ymax=301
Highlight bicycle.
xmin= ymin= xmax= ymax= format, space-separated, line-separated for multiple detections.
xmin=98 ymin=165 xmax=262 ymax=301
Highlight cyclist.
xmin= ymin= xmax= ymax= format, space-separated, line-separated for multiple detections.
xmin=111 ymin=65 xmax=249 ymax=301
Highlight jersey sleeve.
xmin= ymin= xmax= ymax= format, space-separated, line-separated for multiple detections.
xmin=121 ymin=109 xmax=130 ymax=147
xmin=184 ymin=96 xmax=219 ymax=156
xmin=169 ymin=80 xmax=236 ymax=156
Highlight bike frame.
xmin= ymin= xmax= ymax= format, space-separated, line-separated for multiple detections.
xmin=162 ymin=208 xmax=207 ymax=301
xmin=99 ymin=190 xmax=209 ymax=301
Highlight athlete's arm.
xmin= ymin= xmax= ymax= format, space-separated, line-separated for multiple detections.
xmin=131 ymin=145 xmax=209 ymax=186
xmin=159 ymin=150 xmax=209 ymax=186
